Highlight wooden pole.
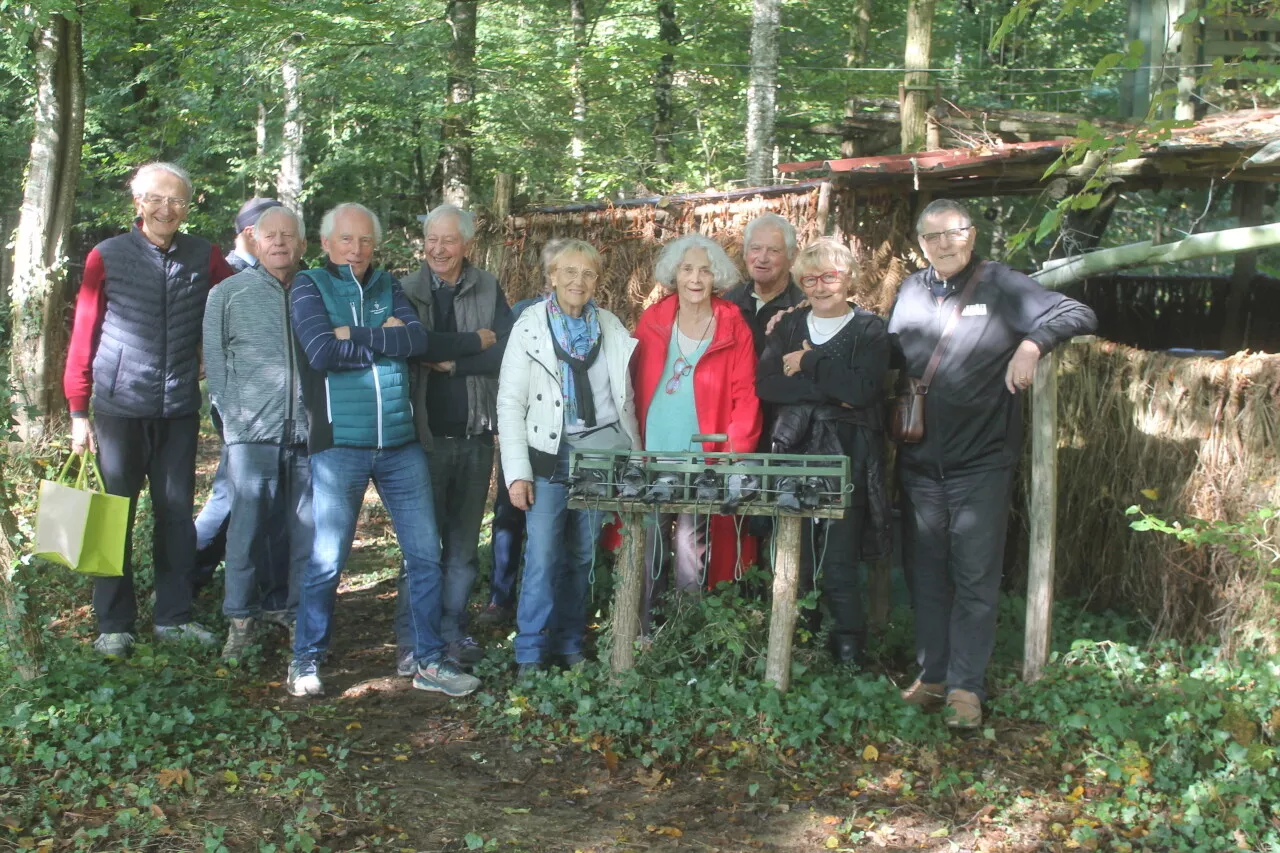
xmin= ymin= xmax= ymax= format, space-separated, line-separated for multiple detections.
xmin=868 ymin=556 xmax=892 ymax=633
xmin=486 ymin=172 xmax=515 ymax=276
xmin=1023 ymin=348 xmax=1059 ymax=683
xmin=610 ymin=512 xmax=646 ymax=673
xmin=764 ymin=515 xmax=803 ymax=690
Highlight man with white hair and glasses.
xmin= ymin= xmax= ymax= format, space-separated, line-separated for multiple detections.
xmin=64 ymin=161 xmax=236 ymax=659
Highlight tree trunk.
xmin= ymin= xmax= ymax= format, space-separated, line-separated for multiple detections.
xmin=277 ymin=58 xmax=304 ymax=229
xmin=569 ymin=0 xmax=588 ymax=200
xmin=10 ymin=12 xmax=85 ymax=444
xmin=1175 ymin=0 xmax=1200 ymax=121
xmin=0 ymin=456 xmax=43 ymax=680
xmin=255 ymin=100 xmax=268 ymax=195
xmin=841 ymin=0 xmax=873 ymax=158
xmin=745 ymin=0 xmax=781 ymax=187
xmin=1219 ymin=183 xmax=1265 ymax=353
xmin=900 ymin=0 xmax=935 ymax=154
xmin=653 ymin=0 xmax=680 ymax=169
xmin=438 ymin=0 xmax=477 ymax=208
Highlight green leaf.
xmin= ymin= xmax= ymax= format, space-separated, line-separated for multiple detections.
xmin=464 ymin=833 xmax=486 ymax=850
xmin=1035 ymin=208 xmax=1063 ymax=243
xmin=1092 ymin=52 xmax=1124 ymax=80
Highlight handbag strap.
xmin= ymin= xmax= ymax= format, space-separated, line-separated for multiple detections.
xmin=918 ymin=261 xmax=987 ymax=392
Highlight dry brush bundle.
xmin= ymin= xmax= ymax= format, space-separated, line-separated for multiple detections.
xmin=1009 ymin=340 xmax=1280 ymax=647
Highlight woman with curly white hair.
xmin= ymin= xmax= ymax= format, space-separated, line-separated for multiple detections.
xmin=631 ymin=234 xmax=761 ymax=629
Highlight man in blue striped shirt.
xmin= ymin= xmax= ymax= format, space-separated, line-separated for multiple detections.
xmin=285 ymin=202 xmax=480 ymax=700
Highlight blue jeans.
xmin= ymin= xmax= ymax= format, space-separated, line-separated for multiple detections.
xmin=514 ymin=453 xmax=605 ymax=664
xmin=393 ymin=435 xmax=493 ymax=646
xmin=222 ymin=443 xmax=312 ymax=619
xmin=294 ymin=444 xmax=446 ymax=665
xmin=193 ymin=444 xmax=231 ymax=585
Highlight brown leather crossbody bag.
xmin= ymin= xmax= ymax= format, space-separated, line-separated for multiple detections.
xmin=889 ymin=261 xmax=987 ymax=444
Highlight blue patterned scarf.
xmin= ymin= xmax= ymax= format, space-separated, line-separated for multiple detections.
xmin=546 ymin=294 xmax=602 ymax=428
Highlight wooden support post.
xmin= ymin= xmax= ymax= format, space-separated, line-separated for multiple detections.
xmin=815 ymin=181 xmax=832 ymax=237
xmin=1023 ymin=348 xmax=1059 ymax=683
xmin=486 ymin=172 xmax=515 ymax=277
xmin=764 ymin=515 xmax=803 ymax=690
xmin=610 ymin=512 xmax=645 ymax=674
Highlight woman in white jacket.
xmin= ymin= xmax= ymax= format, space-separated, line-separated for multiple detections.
xmin=497 ymin=239 xmax=640 ymax=675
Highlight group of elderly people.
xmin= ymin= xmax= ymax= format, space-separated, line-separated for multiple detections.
xmin=66 ymin=160 xmax=1095 ymax=729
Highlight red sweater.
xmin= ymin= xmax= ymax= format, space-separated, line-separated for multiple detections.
xmin=632 ymin=293 xmax=762 ymax=454
xmin=64 ymin=233 xmax=233 ymax=414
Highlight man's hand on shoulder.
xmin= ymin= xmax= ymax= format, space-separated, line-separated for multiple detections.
xmin=765 ymin=299 xmax=809 ymax=337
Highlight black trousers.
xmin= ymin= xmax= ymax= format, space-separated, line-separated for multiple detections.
xmin=899 ymin=464 xmax=1015 ymax=700
xmin=92 ymin=413 xmax=200 ymax=633
xmin=804 ymin=503 xmax=867 ymax=644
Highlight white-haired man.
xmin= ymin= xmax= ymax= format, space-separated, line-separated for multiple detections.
xmin=204 ymin=205 xmax=311 ymax=660
xmin=286 ymin=202 xmax=480 ymax=699
xmin=395 ymin=203 xmax=512 ymax=671
xmin=723 ymin=213 xmax=805 ymax=355
xmin=64 ymin=161 xmax=236 ymax=659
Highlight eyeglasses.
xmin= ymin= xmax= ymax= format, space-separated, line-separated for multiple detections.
xmin=138 ymin=194 xmax=190 ymax=210
xmin=558 ymin=266 xmax=599 ymax=282
xmin=920 ymin=225 xmax=973 ymax=245
xmin=664 ymin=356 xmax=693 ymax=394
xmin=798 ymin=270 xmax=844 ymax=289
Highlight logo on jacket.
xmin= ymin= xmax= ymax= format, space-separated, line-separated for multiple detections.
xmin=962 ymin=304 xmax=988 ymax=317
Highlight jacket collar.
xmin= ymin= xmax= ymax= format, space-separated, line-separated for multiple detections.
xmin=646 ymin=293 xmax=737 ymax=354
xmin=922 ymin=255 xmax=982 ymax=292
xmin=324 ymin=260 xmax=378 ymax=287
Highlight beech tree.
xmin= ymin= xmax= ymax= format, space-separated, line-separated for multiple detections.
xmin=745 ymin=0 xmax=780 ymax=187
xmin=439 ymin=0 xmax=477 ymax=207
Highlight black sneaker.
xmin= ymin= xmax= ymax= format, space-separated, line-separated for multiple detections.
xmin=447 ymin=637 xmax=485 ymax=666
xmin=413 ymin=660 xmax=481 ymax=697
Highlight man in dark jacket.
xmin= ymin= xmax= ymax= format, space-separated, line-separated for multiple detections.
xmin=204 ymin=205 xmax=310 ymax=660
xmin=397 ymin=204 xmax=512 ymax=671
xmin=722 ymin=213 xmax=806 ymax=356
xmin=887 ymin=199 xmax=1097 ymax=729
xmin=65 ymin=161 xmax=236 ymax=659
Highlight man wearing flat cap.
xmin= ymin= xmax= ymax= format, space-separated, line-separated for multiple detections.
xmin=225 ymin=197 xmax=284 ymax=273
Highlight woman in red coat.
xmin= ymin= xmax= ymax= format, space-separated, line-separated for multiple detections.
xmin=632 ymin=234 xmax=762 ymax=631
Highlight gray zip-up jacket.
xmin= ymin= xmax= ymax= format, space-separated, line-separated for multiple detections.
xmin=203 ymin=264 xmax=309 ymax=446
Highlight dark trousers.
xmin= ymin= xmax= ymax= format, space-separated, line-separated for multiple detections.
xmin=899 ymin=464 xmax=1015 ymax=700
xmin=805 ymin=504 xmax=867 ymax=645
xmin=222 ymin=442 xmax=312 ymax=618
xmin=489 ymin=460 xmax=527 ymax=609
xmin=92 ymin=413 xmax=200 ymax=633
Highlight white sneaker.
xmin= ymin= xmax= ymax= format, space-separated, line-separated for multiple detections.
xmin=93 ymin=632 xmax=135 ymax=659
xmin=154 ymin=622 xmax=217 ymax=646
xmin=286 ymin=660 xmax=324 ymax=697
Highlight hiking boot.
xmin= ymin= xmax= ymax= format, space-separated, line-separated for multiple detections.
xmin=154 ymin=622 xmax=217 ymax=646
xmin=286 ymin=660 xmax=324 ymax=697
xmin=396 ymin=646 xmax=416 ymax=677
xmin=475 ymin=602 xmax=514 ymax=626
xmin=829 ymin=634 xmax=863 ymax=667
xmin=93 ymin=632 xmax=135 ymax=660
xmin=220 ymin=617 xmax=257 ymax=661
xmin=413 ymin=660 xmax=481 ymax=697
xmin=447 ymin=637 xmax=485 ymax=666
xmin=946 ymin=689 xmax=982 ymax=729
xmin=901 ymin=678 xmax=945 ymax=707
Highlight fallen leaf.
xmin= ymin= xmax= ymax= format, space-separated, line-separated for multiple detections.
xmin=824 ymin=836 xmax=840 ymax=849
xmin=1140 ymin=488 xmax=1159 ymax=500
xmin=155 ymin=768 xmax=192 ymax=790
xmin=635 ymin=768 xmax=664 ymax=789
xmin=646 ymin=826 xmax=682 ymax=837
xmin=603 ymin=750 xmax=619 ymax=773
xmin=930 ymin=827 xmax=950 ymax=838
xmin=501 ymin=807 xmax=530 ymax=815
xmin=346 ymin=722 xmax=362 ymax=731
xmin=223 ymin=770 xmax=239 ymax=785
xmin=862 ymin=744 xmax=879 ymax=762
xmin=1065 ymin=785 xmax=1085 ymax=802
xmin=822 ymin=815 xmax=841 ymax=826
xmin=570 ymin=787 xmax=589 ymax=795
xmin=393 ymin=755 xmax=408 ymax=762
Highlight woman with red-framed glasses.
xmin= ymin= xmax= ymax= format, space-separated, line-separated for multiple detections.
xmin=631 ymin=234 xmax=762 ymax=632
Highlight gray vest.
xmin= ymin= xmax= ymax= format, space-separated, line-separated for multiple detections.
xmin=91 ymin=227 xmax=212 ymax=418
xmin=400 ymin=262 xmax=500 ymax=447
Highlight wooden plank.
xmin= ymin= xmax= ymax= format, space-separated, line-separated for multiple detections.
xmin=566 ymin=499 xmax=847 ymax=519
xmin=868 ymin=556 xmax=892 ymax=632
xmin=610 ymin=512 xmax=646 ymax=673
xmin=1205 ymin=15 xmax=1280 ymax=34
xmin=764 ymin=515 xmax=803 ymax=691
xmin=1204 ymin=39 xmax=1280 ymax=58
xmin=1023 ymin=348 xmax=1059 ymax=683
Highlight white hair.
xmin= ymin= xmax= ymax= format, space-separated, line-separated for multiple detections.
xmin=424 ymin=203 xmax=476 ymax=242
xmin=915 ymin=199 xmax=973 ymax=233
xmin=653 ymin=234 xmax=739 ymax=293
xmin=130 ymin=162 xmax=192 ymax=200
xmin=319 ymin=203 xmax=383 ymax=244
xmin=743 ymin=213 xmax=797 ymax=257
xmin=254 ymin=205 xmax=303 ymax=233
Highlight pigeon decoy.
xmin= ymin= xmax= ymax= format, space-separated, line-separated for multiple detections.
xmin=617 ymin=462 xmax=647 ymax=499
xmin=721 ymin=471 xmax=760 ymax=513
xmin=692 ymin=468 xmax=721 ymax=503
xmin=643 ymin=472 xmax=681 ymax=504
xmin=775 ymin=476 xmax=802 ymax=514
xmin=567 ymin=468 xmax=609 ymax=500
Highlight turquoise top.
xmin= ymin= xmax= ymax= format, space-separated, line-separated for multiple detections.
xmin=644 ymin=329 xmax=710 ymax=452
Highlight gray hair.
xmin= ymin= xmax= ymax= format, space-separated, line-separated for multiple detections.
xmin=544 ymin=239 xmax=602 ymax=277
xmin=424 ymin=203 xmax=476 ymax=242
xmin=743 ymin=213 xmax=797 ymax=257
xmin=131 ymin=162 xmax=192 ymax=200
xmin=915 ymin=199 xmax=973 ymax=233
xmin=320 ymin=203 xmax=383 ymax=244
xmin=254 ymin=205 xmax=303 ymax=233
xmin=653 ymin=234 xmax=739 ymax=293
